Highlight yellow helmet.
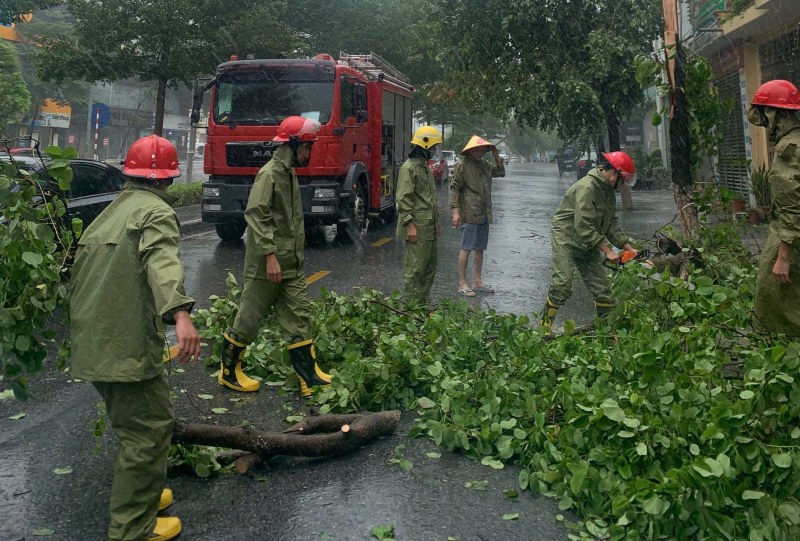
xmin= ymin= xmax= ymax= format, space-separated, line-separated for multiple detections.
xmin=411 ymin=126 xmax=443 ymax=149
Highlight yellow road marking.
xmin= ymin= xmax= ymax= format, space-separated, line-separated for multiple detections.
xmin=306 ymin=270 xmax=331 ymax=285
xmin=163 ymin=344 xmax=180 ymax=362
xmin=371 ymin=237 xmax=393 ymax=247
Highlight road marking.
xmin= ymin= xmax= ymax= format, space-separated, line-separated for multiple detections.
xmin=372 ymin=237 xmax=393 ymax=247
xmin=306 ymin=270 xmax=331 ymax=285
xmin=164 ymin=344 xmax=180 ymax=361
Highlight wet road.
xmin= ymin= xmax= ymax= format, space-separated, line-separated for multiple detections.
xmin=0 ymin=163 xmax=677 ymax=541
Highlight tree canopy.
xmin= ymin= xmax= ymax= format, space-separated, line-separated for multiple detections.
xmin=0 ymin=39 xmax=30 ymax=134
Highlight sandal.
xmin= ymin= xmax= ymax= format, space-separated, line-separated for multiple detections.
xmin=472 ymin=285 xmax=495 ymax=293
xmin=458 ymin=288 xmax=476 ymax=297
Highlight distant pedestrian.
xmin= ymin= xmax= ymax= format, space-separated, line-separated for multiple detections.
xmin=748 ymin=80 xmax=800 ymax=336
xmin=70 ymin=135 xmax=200 ymax=541
xmin=396 ymin=126 xmax=443 ymax=306
xmin=219 ymin=116 xmax=333 ymax=397
xmin=450 ymin=135 xmax=505 ymax=296
xmin=541 ymin=152 xmax=638 ymax=334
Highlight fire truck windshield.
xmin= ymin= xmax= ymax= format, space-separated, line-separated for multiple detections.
xmin=213 ymin=70 xmax=335 ymax=126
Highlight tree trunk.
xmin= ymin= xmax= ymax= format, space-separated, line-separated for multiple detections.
xmin=607 ymin=113 xmax=634 ymax=210
xmin=171 ymin=410 xmax=401 ymax=469
xmin=668 ymin=39 xmax=699 ymax=240
xmin=154 ymin=78 xmax=167 ymax=137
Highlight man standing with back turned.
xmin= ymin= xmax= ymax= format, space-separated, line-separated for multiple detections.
xmin=450 ymin=135 xmax=505 ymax=296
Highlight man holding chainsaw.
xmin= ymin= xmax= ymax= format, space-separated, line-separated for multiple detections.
xmin=540 ymin=151 xmax=638 ymax=333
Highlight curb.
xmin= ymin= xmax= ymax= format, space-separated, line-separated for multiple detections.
xmin=180 ymin=219 xmax=215 ymax=237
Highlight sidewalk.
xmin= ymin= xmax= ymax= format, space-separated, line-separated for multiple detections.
xmin=175 ymin=204 xmax=214 ymax=237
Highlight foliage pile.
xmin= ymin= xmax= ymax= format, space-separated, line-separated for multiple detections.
xmin=0 ymin=146 xmax=78 ymax=400
xmin=195 ymin=224 xmax=800 ymax=540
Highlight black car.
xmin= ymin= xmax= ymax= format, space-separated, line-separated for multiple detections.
xmin=576 ymin=150 xmax=598 ymax=180
xmin=555 ymin=146 xmax=576 ymax=176
xmin=31 ymin=159 xmax=126 ymax=228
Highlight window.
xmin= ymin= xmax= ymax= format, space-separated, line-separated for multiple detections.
xmin=340 ymin=77 xmax=367 ymax=122
xmin=70 ymin=165 xmax=124 ymax=198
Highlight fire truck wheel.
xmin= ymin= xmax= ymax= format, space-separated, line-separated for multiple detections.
xmin=215 ymin=220 xmax=246 ymax=243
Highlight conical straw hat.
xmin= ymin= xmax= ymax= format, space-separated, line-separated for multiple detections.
xmin=461 ymin=135 xmax=496 ymax=155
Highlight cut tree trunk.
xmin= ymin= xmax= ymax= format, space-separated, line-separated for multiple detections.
xmin=172 ymin=410 xmax=401 ymax=472
xmin=673 ymin=186 xmax=699 ymax=241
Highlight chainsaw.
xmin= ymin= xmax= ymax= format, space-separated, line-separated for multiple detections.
xmin=603 ymin=248 xmax=652 ymax=270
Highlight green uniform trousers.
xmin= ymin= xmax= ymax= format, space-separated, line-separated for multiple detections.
xmin=232 ymin=274 xmax=312 ymax=344
xmin=403 ymin=238 xmax=438 ymax=306
xmin=547 ymin=241 xmax=614 ymax=307
xmin=92 ymin=371 xmax=173 ymax=541
xmin=755 ymin=231 xmax=800 ymax=336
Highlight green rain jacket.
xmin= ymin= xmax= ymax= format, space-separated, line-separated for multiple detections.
xmin=754 ymin=112 xmax=800 ymax=335
xmin=551 ymin=167 xmax=629 ymax=252
xmin=243 ymin=144 xmax=305 ymax=280
xmin=450 ymin=154 xmax=505 ymax=224
xmin=70 ymin=182 xmax=194 ymax=382
xmin=396 ymin=156 xmax=438 ymax=241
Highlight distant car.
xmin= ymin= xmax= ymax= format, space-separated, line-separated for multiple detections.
xmin=555 ymin=148 xmax=576 ymax=176
xmin=576 ymin=150 xmax=598 ymax=179
xmin=498 ymin=150 xmax=509 ymax=165
xmin=9 ymin=147 xmax=38 ymax=157
xmin=510 ymin=155 xmax=521 ymax=163
xmin=1 ymin=154 xmax=47 ymax=172
xmin=31 ymin=159 xmax=126 ymax=228
xmin=442 ymin=150 xmax=457 ymax=177
xmin=427 ymin=158 xmax=444 ymax=184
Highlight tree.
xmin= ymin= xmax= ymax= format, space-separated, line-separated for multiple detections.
xmin=0 ymin=0 xmax=61 ymax=25
xmin=36 ymin=0 xmax=302 ymax=136
xmin=0 ymin=40 xmax=30 ymax=134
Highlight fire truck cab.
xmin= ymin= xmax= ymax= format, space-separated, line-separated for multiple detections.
xmin=193 ymin=52 xmax=414 ymax=242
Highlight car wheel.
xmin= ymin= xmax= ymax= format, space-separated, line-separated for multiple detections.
xmin=215 ymin=220 xmax=246 ymax=243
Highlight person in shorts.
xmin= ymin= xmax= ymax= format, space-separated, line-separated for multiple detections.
xmin=450 ymin=135 xmax=505 ymax=296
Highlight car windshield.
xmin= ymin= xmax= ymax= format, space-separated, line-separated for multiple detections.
xmin=214 ymin=69 xmax=335 ymax=126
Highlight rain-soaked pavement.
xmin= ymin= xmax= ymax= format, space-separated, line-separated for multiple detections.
xmin=0 ymin=163 xmax=677 ymax=541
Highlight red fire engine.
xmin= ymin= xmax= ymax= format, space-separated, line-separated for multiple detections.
xmin=191 ymin=52 xmax=414 ymax=242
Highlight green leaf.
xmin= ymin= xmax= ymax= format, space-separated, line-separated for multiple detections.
xmin=791 ymin=427 xmax=800 ymax=439
xmin=780 ymin=502 xmax=800 ymax=525
xmin=772 ymin=453 xmax=792 ymax=469
xmin=426 ymin=452 xmax=441 ymax=458
xmin=9 ymin=413 xmax=26 ymax=420
xmin=0 ymin=389 xmax=14 ymax=400
xmin=739 ymin=390 xmax=755 ymax=400
xmin=636 ymin=442 xmax=647 ymax=456
xmin=518 ymin=469 xmax=529 ymax=490
xmin=741 ymin=490 xmax=765 ymax=500
xmin=370 ymin=524 xmax=395 ymax=540
xmin=504 ymin=489 xmax=518 ymax=500
xmin=417 ymin=397 xmax=436 ymax=409
xmin=502 ymin=513 xmax=519 ymax=520
xmin=21 ymin=252 xmax=44 ymax=266
xmin=568 ymin=462 xmax=589 ymax=494
xmin=197 ymin=394 xmax=214 ymax=400
xmin=601 ymin=399 xmax=625 ymax=422
xmin=32 ymin=528 xmax=55 ymax=536
xmin=643 ymin=495 xmax=667 ymax=515
xmin=211 ymin=408 xmax=228 ymax=414
xmin=53 ymin=467 xmax=73 ymax=475
xmin=398 ymin=459 xmax=413 ymax=470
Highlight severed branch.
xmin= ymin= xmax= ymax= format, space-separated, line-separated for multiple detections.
xmin=172 ymin=410 xmax=401 ymax=471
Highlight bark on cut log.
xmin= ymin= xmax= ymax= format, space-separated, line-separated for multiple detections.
xmin=172 ymin=410 xmax=401 ymax=466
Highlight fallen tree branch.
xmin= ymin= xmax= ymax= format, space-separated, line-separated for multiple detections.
xmin=369 ymin=299 xmax=426 ymax=324
xmin=172 ymin=410 xmax=401 ymax=466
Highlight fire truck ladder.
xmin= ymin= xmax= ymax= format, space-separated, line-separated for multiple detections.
xmin=338 ymin=51 xmax=411 ymax=88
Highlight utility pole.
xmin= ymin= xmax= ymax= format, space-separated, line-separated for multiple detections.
xmin=186 ymin=109 xmax=196 ymax=185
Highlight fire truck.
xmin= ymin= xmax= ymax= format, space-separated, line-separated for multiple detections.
xmin=191 ymin=52 xmax=414 ymax=242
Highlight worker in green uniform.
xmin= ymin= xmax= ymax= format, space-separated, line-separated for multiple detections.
xmin=396 ymin=125 xmax=443 ymax=306
xmin=70 ymin=135 xmax=200 ymax=541
xmin=450 ymin=135 xmax=506 ymax=296
xmin=540 ymin=151 xmax=638 ymax=333
xmin=219 ymin=116 xmax=332 ymax=397
xmin=748 ymin=80 xmax=800 ymax=336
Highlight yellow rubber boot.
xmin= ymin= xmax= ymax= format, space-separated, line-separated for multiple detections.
xmin=287 ymin=339 xmax=332 ymax=397
xmin=150 ymin=517 xmax=181 ymax=540
xmin=539 ymin=297 xmax=560 ymax=336
xmin=158 ymin=488 xmax=173 ymax=511
xmin=218 ymin=330 xmax=260 ymax=392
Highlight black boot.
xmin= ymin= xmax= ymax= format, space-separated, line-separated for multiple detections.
xmin=539 ymin=297 xmax=560 ymax=335
xmin=595 ymin=302 xmax=615 ymax=319
xmin=287 ymin=339 xmax=332 ymax=397
xmin=218 ymin=330 xmax=260 ymax=392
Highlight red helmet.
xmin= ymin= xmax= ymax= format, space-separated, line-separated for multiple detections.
xmin=273 ymin=116 xmax=321 ymax=143
xmin=124 ymin=135 xmax=181 ymax=180
xmin=752 ymin=80 xmax=800 ymax=111
xmin=602 ymin=151 xmax=637 ymax=186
